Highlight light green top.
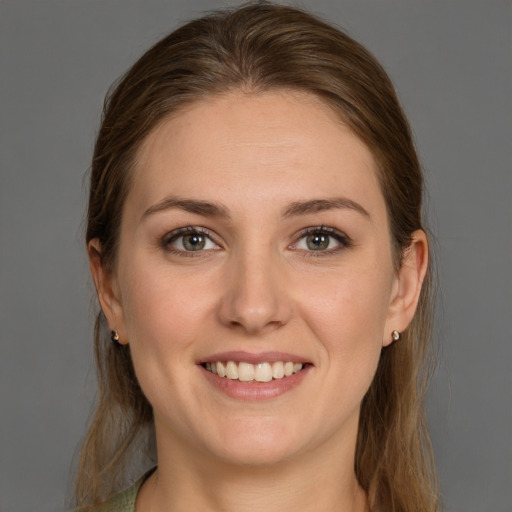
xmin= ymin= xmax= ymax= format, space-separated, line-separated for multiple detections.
xmin=91 ymin=470 xmax=154 ymax=512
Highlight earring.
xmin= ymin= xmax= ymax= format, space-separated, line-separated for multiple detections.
xmin=391 ymin=330 xmax=401 ymax=342
xmin=111 ymin=330 xmax=120 ymax=343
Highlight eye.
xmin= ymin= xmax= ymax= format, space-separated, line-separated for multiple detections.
xmin=292 ymin=227 xmax=350 ymax=253
xmin=163 ymin=227 xmax=220 ymax=253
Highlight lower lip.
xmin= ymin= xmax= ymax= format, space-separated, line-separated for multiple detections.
xmin=200 ymin=365 xmax=311 ymax=400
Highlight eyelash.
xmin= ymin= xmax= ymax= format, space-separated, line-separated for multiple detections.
xmin=160 ymin=226 xmax=352 ymax=257
xmin=290 ymin=226 xmax=352 ymax=257
xmin=161 ymin=226 xmax=220 ymax=257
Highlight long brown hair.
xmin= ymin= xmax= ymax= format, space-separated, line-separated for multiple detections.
xmin=78 ymin=3 xmax=439 ymax=510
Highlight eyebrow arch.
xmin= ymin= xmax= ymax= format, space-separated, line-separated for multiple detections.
xmin=282 ymin=198 xmax=370 ymax=219
xmin=142 ymin=196 xmax=231 ymax=220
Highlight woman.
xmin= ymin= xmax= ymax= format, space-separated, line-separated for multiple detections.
xmin=76 ymin=2 xmax=439 ymax=511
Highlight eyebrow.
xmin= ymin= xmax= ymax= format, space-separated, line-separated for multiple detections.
xmin=282 ymin=198 xmax=370 ymax=219
xmin=142 ymin=196 xmax=231 ymax=219
xmin=142 ymin=195 xmax=370 ymax=221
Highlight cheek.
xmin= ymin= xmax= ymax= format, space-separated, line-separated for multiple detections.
xmin=299 ymin=265 xmax=392 ymax=340
xmin=296 ymin=260 xmax=393 ymax=386
xmin=115 ymin=258 xmax=215 ymax=416
xmin=117 ymin=257 xmax=205 ymax=351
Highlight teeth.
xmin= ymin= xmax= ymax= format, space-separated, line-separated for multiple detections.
xmin=205 ymin=360 xmax=304 ymax=382
xmin=272 ymin=361 xmax=285 ymax=379
xmin=216 ymin=361 xmax=226 ymax=377
xmin=226 ymin=361 xmax=238 ymax=379
xmin=254 ymin=362 xmax=272 ymax=382
xmin=238 ymin=362 xmax=255 ymax=381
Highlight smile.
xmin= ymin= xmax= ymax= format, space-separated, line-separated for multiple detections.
xmin=204 ymin=361 xmax=304 ymax=382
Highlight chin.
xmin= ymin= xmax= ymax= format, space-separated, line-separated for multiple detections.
xmin=200 ymin=417 xmax=313 ymax=468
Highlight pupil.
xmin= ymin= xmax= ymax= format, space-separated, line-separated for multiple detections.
xmin=307 ymin=234 xmax=329 ymax=250
xmin=184 ymin=233 xmax=205 ymax=251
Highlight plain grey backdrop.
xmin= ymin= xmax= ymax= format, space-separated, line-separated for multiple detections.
xmin=1 ymin=1 xmax=511 ymax=511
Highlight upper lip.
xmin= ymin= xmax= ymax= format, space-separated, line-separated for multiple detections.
xmin=199 ymin=351 xmax=311 ymax=365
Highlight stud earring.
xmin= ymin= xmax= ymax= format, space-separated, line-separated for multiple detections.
xmin=391 ymin=330 xmax=401 ymax=342
xmin=111 ymin=330 xmax=120 ymax=343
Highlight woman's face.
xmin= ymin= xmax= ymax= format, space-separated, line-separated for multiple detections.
xmin=93 ymin=90 xmax=423 ymax=467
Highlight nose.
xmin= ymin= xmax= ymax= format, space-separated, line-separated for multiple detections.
xmin=217 ymin=247 xmax=293 ymax=335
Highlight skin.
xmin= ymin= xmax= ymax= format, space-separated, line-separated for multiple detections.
xmin=89 ymin=90 xmax=428 ymax=512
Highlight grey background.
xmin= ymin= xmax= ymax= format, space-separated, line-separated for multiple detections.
xmin=1 ymin=1 xmax=511 ymax=511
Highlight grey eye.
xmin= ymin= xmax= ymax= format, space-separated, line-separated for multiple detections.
xmin=169 ymin=231 xmax=219 ymax=252
xmin=305 ymin=233 xmax=330 ymax=251
xmin=182 ymin=233 xmax=206 ymax=251
xmin=296 ymin=232 xmax=342 ymax=251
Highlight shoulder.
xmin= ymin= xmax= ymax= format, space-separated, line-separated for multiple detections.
xmin=87 ymin=482 xmax=138 ymax=512
xmin=94 ymin=482 xmax=139 ymax=512
xmin=81 ymin=469 xmax=155 ymax=512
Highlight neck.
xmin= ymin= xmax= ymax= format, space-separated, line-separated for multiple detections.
xmin=137 ymin=427 xmax=369 ymax=512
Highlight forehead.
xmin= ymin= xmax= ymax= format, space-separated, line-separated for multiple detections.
xmin=129 ymin=89 xmax=385 ymax=220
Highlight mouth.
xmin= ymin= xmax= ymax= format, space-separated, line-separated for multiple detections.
xmin=202 ymin=360 xmax=306 ymax=383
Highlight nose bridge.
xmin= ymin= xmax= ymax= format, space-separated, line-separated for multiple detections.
xmin=218 ymin=238 xmax=291 ymax=334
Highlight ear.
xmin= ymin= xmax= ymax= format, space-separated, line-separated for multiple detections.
xmin=383 ymin=230 xmax=429 ymax=346
xmin=88 ymin=239 xmax=128 ymax=345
